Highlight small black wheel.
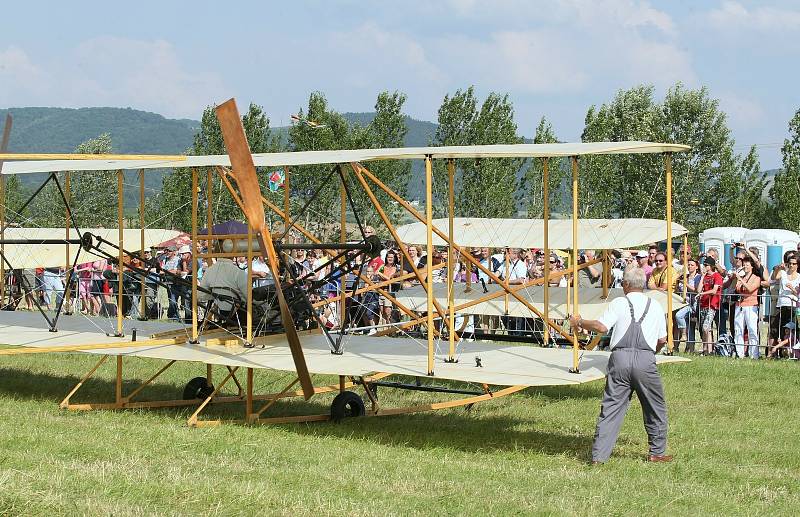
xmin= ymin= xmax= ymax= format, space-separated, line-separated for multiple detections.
xmin=330 ymin=391 xmax=365 ymax=422
xmin=183 ymin=376 xmax=214 ymax=400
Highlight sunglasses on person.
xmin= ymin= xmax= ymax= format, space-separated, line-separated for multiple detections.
xmin=655 ymin=259 xmax=665 ymax=263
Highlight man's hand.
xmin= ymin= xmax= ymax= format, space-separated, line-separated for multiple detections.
xmin=569 ymin=314 xmax=582 ymax=330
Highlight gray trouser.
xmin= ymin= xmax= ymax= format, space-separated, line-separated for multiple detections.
xmin=592 ymin=347 xmax=668 ymax=461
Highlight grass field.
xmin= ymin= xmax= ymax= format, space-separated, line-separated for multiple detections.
xmin=0 ymin=351 xmax=798 ymax=516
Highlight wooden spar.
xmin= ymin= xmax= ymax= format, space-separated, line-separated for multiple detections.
xmin=283 ymin=166 xmax=290 ymax=231
xmin=206 ymin=168 xmax=214 ymax=265
xmin=353 ymin=164 xmax=574 ymax=341
xmin=385 ymin=258 xmax=602 ymax=331
xmin=602 ymin=249 xmax=610 ymax=299
xmin=665 ymin=152 xmax=674 ymax=352
xmin=683 ymin=233 xmax=688 ymax=301
xmin=215 ymin=98 xmax=314 ymax=400
xmin=0 ymin=114 xmax=11 ymax=304
xmin=215 ymin=167 xmax=247 ymax=214
xmin=139 ymin=170 xmax=146 ymax=318
xmin=65 ymin=171 xmax=71 ymax=311
xmin=542 ymin=157 xmax=550 ymax=346
xmin=0 ymin=337 xmax=182 ymax=356
xmin=570 ymin=156 xmax=579 ymax=373
xmin=340 ymin=166 xmax=346 ymax=333
xmin=425 ymin=155 xmax=435 ymax=375
xmin=191 ymin=169 xmax=199 ymax=341
xmin=447 ymin=158 xmax=456 ymax=361
xmin=116 ymin=170 xmax=124 ymax=336
xmin=246 ymin=221 xmax=253 ymax=344
xmin=349 ymin=162 xmax=450 ymax=329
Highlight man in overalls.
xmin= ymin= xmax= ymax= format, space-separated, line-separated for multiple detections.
xmin=569 ymin=267 xmax=672 ymax=464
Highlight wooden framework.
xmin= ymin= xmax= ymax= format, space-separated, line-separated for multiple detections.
xmin=55 ymin=353 xmax=526 ymax=427
xmin=0 ymin=104 xmax=687 ymax=425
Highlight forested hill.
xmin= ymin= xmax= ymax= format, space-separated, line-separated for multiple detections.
xmin=0 ymin=107 xmax=438 ymax=155
xmin=0 ymin=107 xmax=199 ymax=154
xmin=0 ymin=107 xmax=439 ymax=200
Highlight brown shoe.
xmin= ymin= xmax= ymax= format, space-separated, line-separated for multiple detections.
xmin=646 ymin=454 xmax=673 ymax=463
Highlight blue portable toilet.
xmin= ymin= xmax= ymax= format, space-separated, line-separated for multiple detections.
xmin=744 ymin=229 xmax=800 ymax=317
xmin=701 ymin=227 xmax=748 ymax=269
xmin=745 ymin=229 xmax=800 ymax=272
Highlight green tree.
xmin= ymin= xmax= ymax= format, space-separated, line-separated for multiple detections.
xmin=360 ymin=91 xmax=411 ymax=227
xmin=28 ymin=133 xmax=115 ymax=227
xmin=658 ymin=84 xmax=740 ymax=232
xmin=432 ymin=87 xmax=523 ymax=218
xmin=72 ymin=134 xmax=116 ymax=226
xmin=771 ymin=108 xmax=800 ymax=231
xmin=716 ymin=146 xmax=769 ymax=228
xmin=155 ymin=103 xmax=280 ymax=231
xmin=288 ymin=92 xmax=369 ymax=238
xmin=579 ymin=83 xmax=766 ymax=238
xmin=580 ymin=85 xmax=661 ymax=218
xmin=431 ymin=87 xmax=479 ymax=217
xmin=520 ymin=117 xmax=567 ymax=217
xmin=3 ymin=175 xmax=27 ymax=224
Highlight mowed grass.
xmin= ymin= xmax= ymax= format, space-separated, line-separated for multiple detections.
xmin=0 ymin=350 xmax=798 ymax=516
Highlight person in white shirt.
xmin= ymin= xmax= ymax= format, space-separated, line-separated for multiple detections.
xmin=500 ymin=248 xmax=527 ymax=334
xmin=569 ymin=267 xmax=671 ymax=464
xmin=250 ymin=256 xmax=274 ymax=288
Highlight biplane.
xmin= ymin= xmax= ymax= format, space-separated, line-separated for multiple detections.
xmin=0 ymin=100 xmax=690 ymax=426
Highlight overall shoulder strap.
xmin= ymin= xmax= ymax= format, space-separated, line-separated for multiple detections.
xmin=624 ymin=296 xmax=636 ymax=321
xmin=638 ymin=298 xmax=652 ymax=323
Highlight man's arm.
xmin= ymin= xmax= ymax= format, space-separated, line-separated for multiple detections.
xmin=568 ymin=315 xmax=608 ymax=334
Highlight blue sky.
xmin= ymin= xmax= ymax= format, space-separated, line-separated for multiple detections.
xmin=1 ymin=0 xmax=798 ymax=169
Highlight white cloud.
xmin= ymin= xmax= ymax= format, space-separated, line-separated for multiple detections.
xmin=443 ymin=0 xmax=676 ymax=35
xmin=431 ymin=28 xmax=695 ymax=97
xmin=0 ymin=38 xmax=227 ymax=118
xmin=705 ymin=1 xmax=800 ymax=31
xmin=0 ymin=46 xmax=49 ymax=105
xmin=434 ymin=30 xmax=589 ymax=94
xmin=324 ymin=22 xmax=447 ymax=89
xmin=67 ymin=37 xmax=228 ymax=118
xmin=717 ymin=91 xmax=766 ymax=127
xmin=425 ymin=0 xmax=692 ymax=97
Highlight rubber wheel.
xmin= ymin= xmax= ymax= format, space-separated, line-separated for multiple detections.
xmin=183 ymin=377 xmax=214 ymax=400
xmin=330 ymin=391 xmax=366 ymax=422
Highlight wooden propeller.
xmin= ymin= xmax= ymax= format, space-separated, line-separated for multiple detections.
xmin=215 ymin=98 xmax=315 ymax=400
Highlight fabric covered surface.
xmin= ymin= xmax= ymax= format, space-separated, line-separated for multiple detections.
xmin=393 ymin=285 xmax=686 ymax=320
xmin=3 ymin=141 xmax=690 ymax=174
xmin=394 ymin=218 xmax=687 ymax=250
xmin=0 ymin=319 xmax=688 ymax=387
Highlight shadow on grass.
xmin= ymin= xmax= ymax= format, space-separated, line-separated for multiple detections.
xmin=0 ymin=367 xmax=595 ymax=457
xmin=0 ymin=367 xmax=187 ymax=405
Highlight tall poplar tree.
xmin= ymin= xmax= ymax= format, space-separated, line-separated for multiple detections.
xmin=520 ymin=117 xmax=567 ymax=217
xmin=155 ymin=103 xmax=280 ymax=231
xmin=361 ymin=91 xmax=411 ymax=227
xmin=771 ymin=108 xmax=800 ymax=231
xmin=432 ymin=87 xmax=523 ymax=218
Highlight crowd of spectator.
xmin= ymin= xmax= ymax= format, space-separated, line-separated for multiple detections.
xmin=4 ymin=228 xmax=799 ymax=360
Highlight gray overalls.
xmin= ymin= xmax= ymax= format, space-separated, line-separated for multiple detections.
xmin=592 ymin=297 xmax=669 ymax=462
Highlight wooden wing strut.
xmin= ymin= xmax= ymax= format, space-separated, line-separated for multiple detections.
xmin=215 ymin=98 xmax=315 ymax=400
